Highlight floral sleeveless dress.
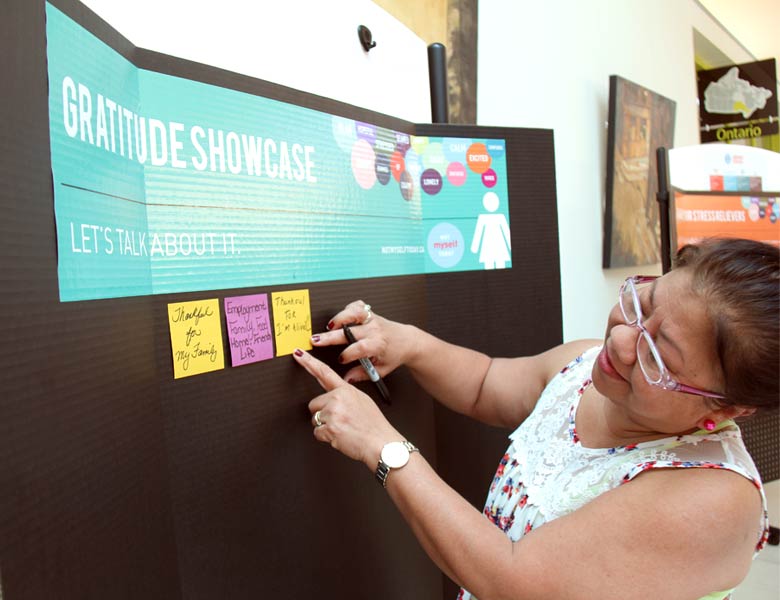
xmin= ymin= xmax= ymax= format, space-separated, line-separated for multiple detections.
xmin=457 ymin=346 xmax=769 ymax=600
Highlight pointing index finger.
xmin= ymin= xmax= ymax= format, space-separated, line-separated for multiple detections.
xmin=293 ymin=349 xmax=348 ymax=392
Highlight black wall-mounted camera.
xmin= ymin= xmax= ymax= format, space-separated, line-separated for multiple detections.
xmin=358 ymin=25 xmax=376 ymax=52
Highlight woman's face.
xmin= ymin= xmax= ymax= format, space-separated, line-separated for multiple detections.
xmin=592 ymin=269 xmax=726 ymax=432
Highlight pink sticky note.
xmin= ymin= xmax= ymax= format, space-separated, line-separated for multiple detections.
xmin=224 ymin=294 xmax=274 ymax=366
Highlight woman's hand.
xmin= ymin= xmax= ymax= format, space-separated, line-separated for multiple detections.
xmin=294 ymin=347 xmax=401 ymax=469
xmin=309 ymin=300 xmax=417 ymax=383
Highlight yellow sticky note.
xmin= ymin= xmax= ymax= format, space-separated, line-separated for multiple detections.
xmin=271 ymin=289 xmax=312 ymax=356
xmin=167 ymin=299 xmax=225 ymax=379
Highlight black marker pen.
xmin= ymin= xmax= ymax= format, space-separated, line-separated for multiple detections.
xmin=343 ymin=324 xmax=391 ymax=405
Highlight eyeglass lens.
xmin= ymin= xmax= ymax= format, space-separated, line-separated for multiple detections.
xmin=620 ymin=284 xmax=638 ymax=322
xmin=636 ymin=334 xmax=663 ymax=384
xmin=622 ymin=280 xmax=664 ymax=384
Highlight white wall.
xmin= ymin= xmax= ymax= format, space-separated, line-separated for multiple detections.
xmin=700 ymin=0 xmax=780 ymax=63
xmin=79 ymin=0 xmax=431 ymax=123
xmin=478 ymin=0 xmax=756 ymax=341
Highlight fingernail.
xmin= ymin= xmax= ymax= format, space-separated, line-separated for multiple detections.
xmin=311 ymin=335 xmax=320 ymax=343
xmin=338 ymin=354 xmax=345 ymax=364
xmin=326 ymin=321 xmax=334 ymax=330
xmin=294 ymin=349 xmax=304 ymax=357
xmin=347 ymin=378 xmax=355 ymax=384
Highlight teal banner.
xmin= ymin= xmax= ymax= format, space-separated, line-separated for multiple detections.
xmin=46 ymin=3 xmax=511 ymax=301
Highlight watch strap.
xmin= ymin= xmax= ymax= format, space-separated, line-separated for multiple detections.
xmin=401 ymin=440 xmax=418 ymax=454
xmin=375 ymin=461 xmax=391 ymax=487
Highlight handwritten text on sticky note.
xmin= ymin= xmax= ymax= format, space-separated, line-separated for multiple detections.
xmin=224 ymin=294 xmax=274 ymax=366
xmin=167 ymin=299 xmax=225 ymax=378
xmin=271 ymin=289 xmax=312 ymax=356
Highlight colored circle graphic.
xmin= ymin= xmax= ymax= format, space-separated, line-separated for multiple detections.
xmin=422 ymin=142 xmax=447 ymax=172
xmin=420 ymin=168 xmax=443 ymax=195
xmin=332 ymin=116 xmax=356 ymax=153
xmin=355 ymin=122 xmax=376 ymax=145
xmin=486 ymin=141 xmax=506 ymax=159
xmin=482 ymin=169 xmax=498 ymax=188
xmin=404 ymin=149 xmax=423 ymax=180
xmin=399 ymin=171 xmax=414 ymax=201
xmin=466 ymin=142 xmax=492 ymax=174
xmin=351 ymin=139 xmax=376 ymax=190
xmin=374 ymin=131 xmax=396 ymax=155
xmin=443 ymin=138 xmax=471 ymax=162
xmin=427 ymin=223 xmax=464 ymax=268
xmin=748 ymin=203 xmax=760 ymax=221
xmin=411 ymin=136 xmax=430 ymax=156
xmin=446 ymin=162 xmax=467 ymax=186
xmin=375 ymin=152 xmax=391 ymax=185
xmin=391 ymin=151 xmax=405 ymax=182
xmin=395 ymin=131 xmax=411 ymax=155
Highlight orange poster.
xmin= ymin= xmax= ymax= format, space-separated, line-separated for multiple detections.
xmin=674 ymin=193 xmax=779 ymax=249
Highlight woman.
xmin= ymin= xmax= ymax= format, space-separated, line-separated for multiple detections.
xmin=293 ymin=238 xmax=777 ymax=600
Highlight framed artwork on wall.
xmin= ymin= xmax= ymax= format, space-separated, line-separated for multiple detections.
xmin=603 ymin=75 xmax=676 ymax=268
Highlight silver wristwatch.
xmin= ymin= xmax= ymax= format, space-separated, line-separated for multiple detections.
xmin=375 ymin=441 xmax=418 ymax=488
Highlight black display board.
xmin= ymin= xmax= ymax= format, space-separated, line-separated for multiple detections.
xmin=0 ymin=1 xmax=562 ymax=598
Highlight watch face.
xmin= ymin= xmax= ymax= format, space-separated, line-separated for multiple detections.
xmin=380 ymin=442 xmax=410 ymax=468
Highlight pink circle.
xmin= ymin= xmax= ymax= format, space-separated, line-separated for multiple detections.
xmin=481 ymin=169 xmax=497 ymax=188
xmin=351 ymin=139 xmax=376 ymax=190
xmin=446 ymin=161 xmax=467 ymax=186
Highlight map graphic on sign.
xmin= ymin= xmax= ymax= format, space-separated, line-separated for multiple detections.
xmin=704 ymin=67 xmax=774 ymax=119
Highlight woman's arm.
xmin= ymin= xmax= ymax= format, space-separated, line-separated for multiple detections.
xmin=386 ymin=453 xmax=760 ymax=600
xmin=294 ymin=350 xmax=762 ymax=600
xmin=403 ymin=331 xmax=598 ymax=427
xmin=311 ymin=300 xmax=599 ymax=427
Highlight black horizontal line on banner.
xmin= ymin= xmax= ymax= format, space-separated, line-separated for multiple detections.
xmin=60 ymin=183 xmax=482 ymax=222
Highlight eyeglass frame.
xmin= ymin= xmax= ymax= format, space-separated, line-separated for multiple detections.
xmin=618 ymin=275 xmax=725 ymax=399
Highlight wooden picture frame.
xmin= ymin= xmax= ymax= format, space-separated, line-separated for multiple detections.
xmin=603 ymin=76 xmax=676 ymax=268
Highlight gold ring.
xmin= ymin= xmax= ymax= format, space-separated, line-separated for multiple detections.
xmin=314 ymin=410 xmax=324 ymax=428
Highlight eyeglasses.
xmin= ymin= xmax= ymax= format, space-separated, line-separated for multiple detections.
xmin=619 ymin=276 xmax=725 ymax=399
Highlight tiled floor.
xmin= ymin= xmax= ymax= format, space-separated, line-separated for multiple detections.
xmin=732 ymin=479 xmax=780 ymax=599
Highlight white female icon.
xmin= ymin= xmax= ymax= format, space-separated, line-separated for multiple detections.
xmin=471 ymin=191 xmax=511 ymax=269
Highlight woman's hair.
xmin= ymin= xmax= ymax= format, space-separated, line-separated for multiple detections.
xmin=674 ymin=238 xmax=779 ymax=411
